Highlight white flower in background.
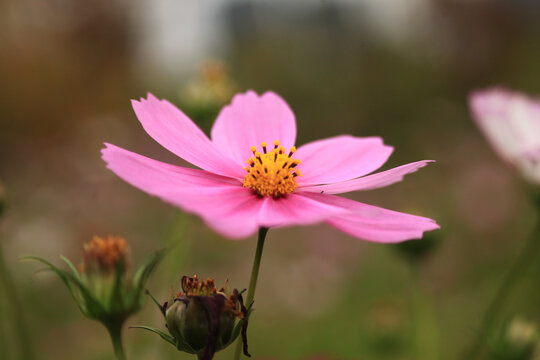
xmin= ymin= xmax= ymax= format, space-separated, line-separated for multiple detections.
xmin=469 ymin=88 xmax=540 ymax=185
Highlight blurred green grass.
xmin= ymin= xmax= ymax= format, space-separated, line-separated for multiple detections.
xmin=2 ymin=1 xmax=540 ymax=359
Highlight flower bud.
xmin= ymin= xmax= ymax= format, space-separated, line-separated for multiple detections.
xmin=179 ymin=60 xmax=237 ymax=128
xmin=24 ymin=234 xmax=164 ymax=343
xmin=82 ymin=235 xmax=129 ymax=275
xmin=489 ymin=317 xmax=539 ymax=360
xmin=165 ymin=300 xmax=187 ymax=343
xmin=141 ymin=275 xmax=250 ymax=360
xmin=177 ymin=296 xmax=211 ymax=351
xmin=76 ymin=235 xmax=131 ymax=309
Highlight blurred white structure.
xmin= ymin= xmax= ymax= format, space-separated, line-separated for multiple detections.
xmin=133 ymin=0 xmax=229 ymax=79
xmin=132 ymin=0 xmax=432 ymax=78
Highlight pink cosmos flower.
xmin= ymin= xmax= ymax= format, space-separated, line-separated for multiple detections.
xmin=102 ymin=91 xmax=439 ymax=241
xmin=470 ymin=88 xmax=540 ymax=185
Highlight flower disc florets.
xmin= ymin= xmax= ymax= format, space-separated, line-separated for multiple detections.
xmin=81 ymin=235 xmax=129 ymax=275
xmin=243 ymin=140 xmax=302 ymax=197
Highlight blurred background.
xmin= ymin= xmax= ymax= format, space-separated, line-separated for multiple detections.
xmin=1 ymin=0 xmax=540 ymax=359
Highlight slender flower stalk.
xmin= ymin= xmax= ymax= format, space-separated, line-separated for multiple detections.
xmin=0 ymin=237 xmax=35 ymax=360
xmin=0 ymin=181 xmax=35 ymax=360
xmin=233 ymin=227 xmax=268 ymax=360
xmin=464 ymin=219 xmax=540 ymax=360
xmin=107 ymin=323 xmax=126 ymax=360
xmin=467 ymin=88 xmax=540 ymax=359
xmin=394 ymin=233 xmax=440 ymax=359
xmin=409 ymin=266 xmax=439 ymax=360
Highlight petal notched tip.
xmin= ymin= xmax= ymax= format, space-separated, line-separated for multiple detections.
xmin=230 ymin=89 xmax=258 ymax=104
xmin=100 ymin=142 xmax=115 ymax=159
xmin=130 ymin=92 xmax=161 ymax=109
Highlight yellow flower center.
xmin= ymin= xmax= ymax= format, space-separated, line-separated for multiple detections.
xmin=242 ymin=140 xmax=302 ymax=198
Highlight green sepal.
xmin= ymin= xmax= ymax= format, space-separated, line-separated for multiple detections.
xmin=21 ymin=255 xmax=86 ymax=314
xmin=225 ymin=318 xmax=245 ymax=346
xmin=20 ymin=256 xmax=105 ymax=317
xmin=174 ymin=330 xmax=198 ymax=354
xmin=60 ymin=255 xmax=82 ymax=281
xmin=131 ymin=325 xmax=197 ymax=354
xmin=109 ymin=263 xmax=127 ymax=314
xmin=224 ymin=313 xmax=250 ymax=347
xmin=146 ymin=290 xmax=166 ymax=318
xmin=224 ymin=302 xmax=253 ymax=347
xmin=130 ymin=325 xmax=176 ymax=346
xmin=132 ymin=248 xmax=166 ymax=297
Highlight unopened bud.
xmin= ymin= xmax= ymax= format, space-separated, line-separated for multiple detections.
xmin=507 ymin=318 xmax=537 ymax=348
xmin=165 ymin=300 xmax=187 ymax=342
xmin=23 ymin=234 xmax=165 ymax=359
xmin=489 ymin=317 xmax=539 ymax=360
xmin=150 ymin=275 xmax=250 ymax=360
xmin=82 ymin=235 xmax=129 ymax=275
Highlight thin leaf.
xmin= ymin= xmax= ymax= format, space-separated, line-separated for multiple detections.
xmin=226 ymin=318 xmax=245 ymax=346
xmin=130 ymin=325 xmax=176 ymax=346
xmin=21 ymin=256 xmax=86 ymax=315
xmin=174 ymin=332 xmax=198 ymax=354
xmin=146 ymin=290 xmax=166 ymax=318
xmin=60 ymin=255 xmax=82 ymax=281
xmin=109 ymin=265 xmax=125 ymax=313
xmin=21 ymin=256 xmax=105 ymax=316
xmin=132 ymin=248 xmax=166 ymax=295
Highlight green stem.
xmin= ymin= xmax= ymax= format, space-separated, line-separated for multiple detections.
xmin=233 ymin=227 xmax=268 ymax=360
xmin=0 ymin=235 xmax=35 ymax=360
xmin=464 ymin=220 xmax=540 ymax=359
xmin=410 ymin=265 xmax=439 ymax=360
xmin=106 ymin=323 xmax=127 ymax=360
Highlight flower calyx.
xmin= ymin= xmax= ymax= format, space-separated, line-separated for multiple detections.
xmin=22 ymin=235 xmax=165 ymax=329
xmin=137 ymin=275 xmax=251 ymax=360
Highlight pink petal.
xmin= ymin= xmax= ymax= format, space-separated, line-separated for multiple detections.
xmin=296 ymin=160 xmax=433 ymax=194
xmin=102 ymin=143 xmax=262 ymax=239
xmin=210 ymin=91 xmax=297 ymax=164
xmin=470 ymin=88 xmax=540 ymax=184
xmin=300 ymin=193 xmax=439 ymax=243
xmin=294 ymin=135 xmax=394 ymax=185
xmin=196 ymin=189 xmax=264 ymax=239
xmin=132 ymin=93 xmax=244 ymax=178
xmin=256 ymin=194 xmax=347 ymax=228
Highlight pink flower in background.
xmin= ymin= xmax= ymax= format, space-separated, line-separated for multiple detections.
xmin=102 ymin=91 xmax=439 ymax=241
xmin=470 ymin=88 xmax=540 ymax=185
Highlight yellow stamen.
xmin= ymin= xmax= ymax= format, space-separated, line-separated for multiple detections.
xmin=288 ymin=146 xmax=296 ymax=157
xmin=243 ymin=141 xmax=302 ymax=197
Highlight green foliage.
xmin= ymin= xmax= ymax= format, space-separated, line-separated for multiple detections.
xmin=21 ymin=248 xmax=165 ymax=327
